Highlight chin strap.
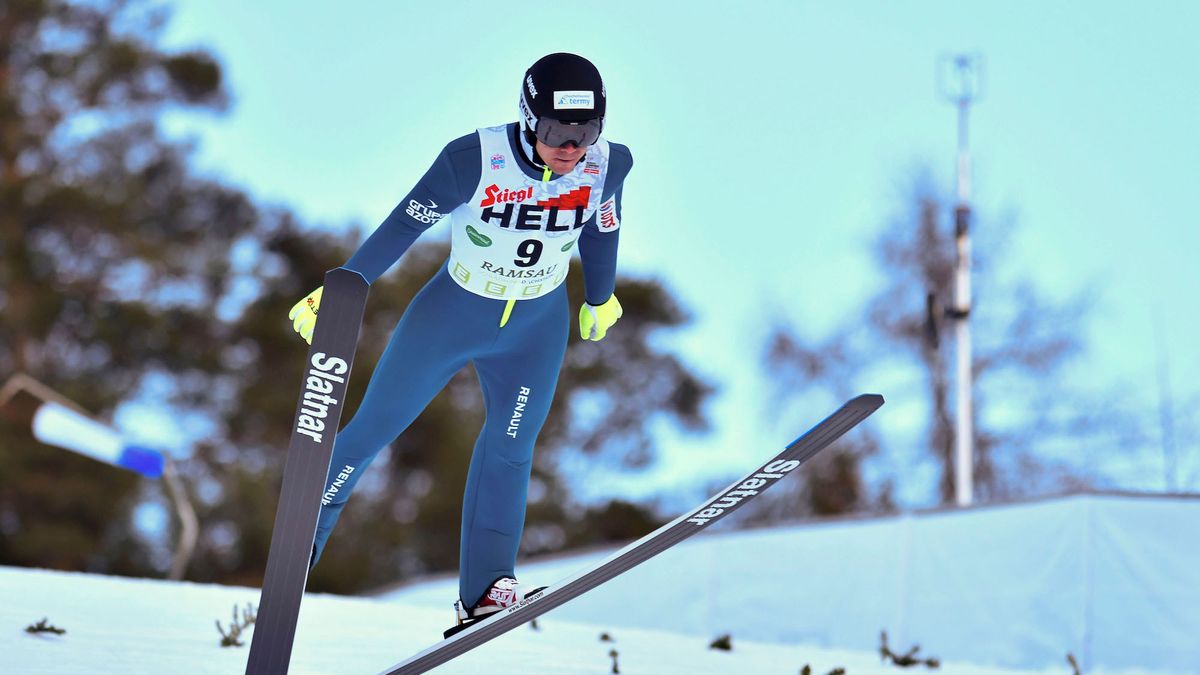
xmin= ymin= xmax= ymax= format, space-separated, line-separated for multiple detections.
xmin=516 ymin=124 xmax=548 ymax=171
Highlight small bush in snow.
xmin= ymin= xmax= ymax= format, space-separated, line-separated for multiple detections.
xmin=216 ymin=603 xmax=257 ymax=647
xmin=879 ymin=630 xmax=940 ymax=669
xmin=25 ymin=618 xmax=66 ymax=636
xmin=708 ymin=633 xmax=733 ymax=651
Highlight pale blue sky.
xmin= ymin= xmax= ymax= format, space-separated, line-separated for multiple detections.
xmin=145 ymin=0 xmax=1199 ymax=506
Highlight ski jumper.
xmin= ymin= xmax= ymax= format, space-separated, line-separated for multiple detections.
xmin=313 ymin=123 xmax=633 ymax=607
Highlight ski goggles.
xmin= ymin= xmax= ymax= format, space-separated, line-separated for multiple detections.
xmin=534 ymin=116 xmax=603 ymax=148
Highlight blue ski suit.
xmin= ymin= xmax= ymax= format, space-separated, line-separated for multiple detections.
xmin=313 ymin=123 xmax=632 ymax=607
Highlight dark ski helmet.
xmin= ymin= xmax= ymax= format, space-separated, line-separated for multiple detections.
xmin=519 ymin=52 xmax=605 ymax=148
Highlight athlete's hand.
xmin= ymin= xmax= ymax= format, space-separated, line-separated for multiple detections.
xmin=579 ymin=294 xmax=622 ymax=341
xmin=288 ymin=286 xmax=323 ymax=345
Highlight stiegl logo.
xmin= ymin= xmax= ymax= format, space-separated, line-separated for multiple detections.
xmin=295 ymin=352 xmax=349 ymax=443
xmin=480 ymin=184 xmax=536 ymax=207
xmin=686 ymin=459 xmax=802 ymax=525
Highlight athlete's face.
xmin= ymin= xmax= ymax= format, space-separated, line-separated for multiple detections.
xmin=535 ymin=139 xmax=587 ymax=175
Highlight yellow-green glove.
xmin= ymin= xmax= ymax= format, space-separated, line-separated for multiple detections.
xmin=288 ymin=286 xmax=323 ymax=345
xmin=579 ymin=294 xmax=622 ymax=341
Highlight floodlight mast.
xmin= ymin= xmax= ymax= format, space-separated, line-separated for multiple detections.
xmin=939 ymin=54 xmax=983 ymax=507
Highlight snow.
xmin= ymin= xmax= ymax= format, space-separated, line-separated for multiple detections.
xmin=383 ymin=494 xmax=1200 ymax=673
xmin=3 ymin=565 xmax=1061 ymax=675
xmin=3 ymin=494 xmax=1193 ymax=674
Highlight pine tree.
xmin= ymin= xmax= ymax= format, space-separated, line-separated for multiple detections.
xmin=0 ymin=0 xmax=246 ymax=574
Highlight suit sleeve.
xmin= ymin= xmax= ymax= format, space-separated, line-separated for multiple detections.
xmin=343 ymin=133 xmax=481 ymax=283
xmin=578 ymin=142 xmax=633 ymax=305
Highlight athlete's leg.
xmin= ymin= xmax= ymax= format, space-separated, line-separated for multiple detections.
xmin=458 ymin=289 xmax=570 ymax=605
xmin=312 ymin=268 xmax=490 ymax=566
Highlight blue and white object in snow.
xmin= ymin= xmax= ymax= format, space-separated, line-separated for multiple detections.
xmin=30 ymin=401 xmax=164 ymax=478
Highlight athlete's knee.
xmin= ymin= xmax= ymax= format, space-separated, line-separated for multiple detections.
xmin=486 ymin=435 xmax=536 ymax=468
xmin=333 ymin=413 xmax=399 ymax=464
xmin=498 ymin=455 xmax=532 ymax=472
xmin=340 ymin=406 xmax=399 ymax=443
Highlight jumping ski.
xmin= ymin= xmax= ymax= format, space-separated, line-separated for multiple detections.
xmin=246 ymin=267 xmax=369 ymax=675
xmin=378 ymin=393 xmax=885 ymax=675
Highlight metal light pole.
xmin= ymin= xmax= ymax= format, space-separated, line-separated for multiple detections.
xmin=939 ymin=54 xmax=983 ymax=506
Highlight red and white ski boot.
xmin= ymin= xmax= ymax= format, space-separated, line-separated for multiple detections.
xmin=443 ymin=577 xmax=547 ymax=639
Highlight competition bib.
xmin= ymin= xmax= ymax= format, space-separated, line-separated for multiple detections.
xmin=447 ymin=125 xmax=610 ymax=300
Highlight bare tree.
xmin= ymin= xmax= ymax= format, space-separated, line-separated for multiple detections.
xmin=762 ymin=168 xmax=1113 ymax=510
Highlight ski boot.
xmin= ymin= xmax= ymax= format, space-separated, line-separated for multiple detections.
xmin=443 ymin=576 xmax=547 ymax=639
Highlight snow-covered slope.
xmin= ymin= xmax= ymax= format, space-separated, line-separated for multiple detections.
xmin=383 ymin=493 xmax=1200 ymax=673
xmin=5 ymin=494 xmax=1194 ymax=673
xmin=3 ymin=565 xmax=1060 ymax=675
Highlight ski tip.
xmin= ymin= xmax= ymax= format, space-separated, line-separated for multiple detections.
xmin=783 ymin=394 xmax=886 ymax=451
xmin=847 ymin=393 xmax=885 ymax=410
xmin=327 ymin=266 xmax=370 ymax=288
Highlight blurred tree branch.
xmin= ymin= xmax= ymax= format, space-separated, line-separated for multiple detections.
xmin=758 ymin=168 xmax=1133 ymax=512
